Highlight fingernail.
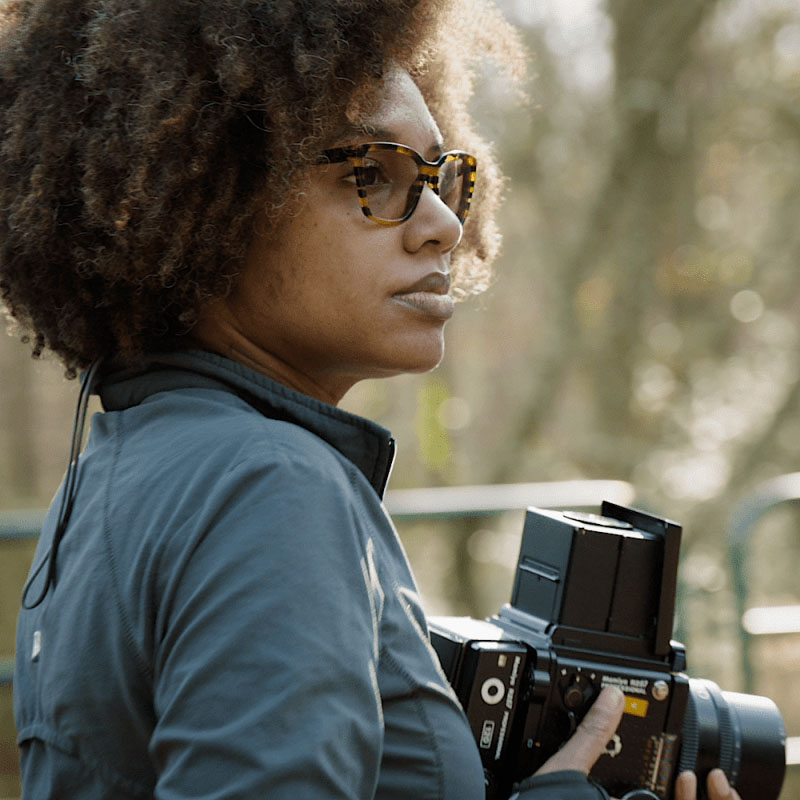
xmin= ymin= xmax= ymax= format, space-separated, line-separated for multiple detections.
xmin=675 ymin=771 xmax=697 ymax=800
xmin=709 ymin=769 xmax=728 ymax=794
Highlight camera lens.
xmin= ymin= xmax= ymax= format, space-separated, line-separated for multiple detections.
xmin=678 ymin=678 xmax=786 ymax=799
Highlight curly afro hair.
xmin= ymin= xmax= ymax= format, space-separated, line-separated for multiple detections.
xmin=0 ymin=0 xmax=524 ymax=373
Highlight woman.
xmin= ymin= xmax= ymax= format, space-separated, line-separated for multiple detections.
xmin=1 ymin=1 xmax=739 ymax=798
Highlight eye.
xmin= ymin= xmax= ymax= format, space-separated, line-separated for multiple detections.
xmin=357 ymin=158 xmax=392 ymax=189
xmin=438 ymin=161 xmax=460 ymax=200
xmin=439 ymin=173 xmax=454 ymax=199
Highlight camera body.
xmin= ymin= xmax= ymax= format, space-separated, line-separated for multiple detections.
xmin=429 ymin=502 xmax=786 ymax=800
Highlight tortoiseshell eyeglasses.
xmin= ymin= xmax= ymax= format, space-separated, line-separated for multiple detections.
xmin=319 ymin=142 xmax=477 ymax=227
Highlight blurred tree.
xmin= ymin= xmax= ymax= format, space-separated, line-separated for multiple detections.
xmin=346 ymin=0 xmax=800 ymax=704
xmin=0 ymin=338 xmax=37 ymax=502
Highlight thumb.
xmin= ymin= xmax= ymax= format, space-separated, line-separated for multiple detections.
xmin=535 ymin=686 xmax=626 ymax=776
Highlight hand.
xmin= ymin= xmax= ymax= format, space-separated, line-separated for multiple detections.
xmin=534 ymin=685 xmax=626 ymax=777
xmin=675 ymin=769 xmax=742 ymax=800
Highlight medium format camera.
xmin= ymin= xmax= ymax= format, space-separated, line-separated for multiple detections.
xmin=429 ymin=502 xmax=787 ymax=800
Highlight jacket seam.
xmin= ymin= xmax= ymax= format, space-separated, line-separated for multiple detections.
xmin=17 ymin=722 xmax=152 ymax=799
xmin=350 ymin=467 xmax=447 ymax=799
xmin=380 ymin=647 xmax=448 ymax=800
xmin=102 ymin=412 xmax=154 ymax=682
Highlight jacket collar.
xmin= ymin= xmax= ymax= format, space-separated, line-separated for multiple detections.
xmin=97 ymin=349 xmax=396 ymax=498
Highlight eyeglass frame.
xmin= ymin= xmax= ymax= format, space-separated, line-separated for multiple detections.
xmin=318 ymin=141 xmax=478 ymax=227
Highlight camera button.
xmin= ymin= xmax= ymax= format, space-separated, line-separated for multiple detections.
xmin=563 ymin=679 xmax=594 ymax=710
xmin=651 ymin=680 xmax=670 ymax=701
xmin=480 ymin=677 xmax=506 ymax=706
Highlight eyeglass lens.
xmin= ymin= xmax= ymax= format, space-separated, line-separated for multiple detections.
xmin=358 ymin=150 xmax=470 ymax=223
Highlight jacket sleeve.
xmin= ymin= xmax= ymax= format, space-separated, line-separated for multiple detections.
xmin=511 ymin=770 xmax=611 ymax=800
xmin=148 ymin=450 xmax=385 ymax=800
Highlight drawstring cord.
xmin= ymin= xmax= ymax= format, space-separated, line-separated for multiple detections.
xmin=22 ymin=359 xmax=102 ymax=609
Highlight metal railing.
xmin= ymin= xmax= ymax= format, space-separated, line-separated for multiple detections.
xmin=728 ymin=472 xmax=800 ymax=694
xmin=0 ymin=509 xmax=46 ymax=541
xmin=384 ymin=479 xmax=636 ymax=519
xmin=726 ymin=472 xmax=800 ymax=770
xmin=1 ymin=510 xmax=46 ymax=687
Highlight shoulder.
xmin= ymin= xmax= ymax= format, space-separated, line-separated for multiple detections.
xmin=103 ymin=384 xmax=352 ymax=484
xmin=95 ymin=385 xmax=377 ymax=569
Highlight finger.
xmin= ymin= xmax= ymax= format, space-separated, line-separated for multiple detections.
xmin=707 ymin=768 xmax=742 ymax=800
xmin=674 ymin=770 xmax=697 ymax=800
xmin=536 ymin=686 xmax=625 ymax=776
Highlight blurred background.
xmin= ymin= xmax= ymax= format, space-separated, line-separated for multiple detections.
xmin=2 ymin=0 xmax=800 ymax=797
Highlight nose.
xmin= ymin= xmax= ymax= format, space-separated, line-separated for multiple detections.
xmin=402 ymin=183 xmax=463 ymax=255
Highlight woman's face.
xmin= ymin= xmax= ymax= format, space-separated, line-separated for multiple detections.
xmin=196 ymin=71 xmax=465 ymax=405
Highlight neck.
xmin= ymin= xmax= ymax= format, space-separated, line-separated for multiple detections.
xmin=191 ymin=302 xmax=352 ymax=406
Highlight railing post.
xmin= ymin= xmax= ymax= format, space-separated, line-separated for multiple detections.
xmin=727 ymin=472 xmax=800 ymax=694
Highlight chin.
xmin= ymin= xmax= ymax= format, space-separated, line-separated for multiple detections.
xmin=389 ymin=348 xmax=446 ymax=376
xmin=363 ymin=330 xmax=447 ymax=378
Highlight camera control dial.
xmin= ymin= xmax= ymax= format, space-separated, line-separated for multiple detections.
xmin=563 ymin=674 xmax=595 ymax=710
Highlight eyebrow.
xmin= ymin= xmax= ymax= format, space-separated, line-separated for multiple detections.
xmin=334 ymin=123 xmax=445 ymax=159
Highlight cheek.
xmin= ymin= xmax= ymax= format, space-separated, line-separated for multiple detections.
xmin=299 ymin=229 xmax=392 ymax=302
xmin=242 ymin=199 xmax=401 ymax=322
xmin=239 ymin=219 xmax=318 ymax=304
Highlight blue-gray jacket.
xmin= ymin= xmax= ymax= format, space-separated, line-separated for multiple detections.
xmin=14 ymin=350 xmax=605 ymax=799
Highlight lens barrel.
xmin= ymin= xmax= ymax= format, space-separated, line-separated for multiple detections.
xmin=678 ymin=678 xmax=786 ymax=799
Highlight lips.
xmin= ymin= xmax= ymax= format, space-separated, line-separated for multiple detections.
xmin=401 ymin=271 xmax=452 ymax=295
xmin=392 ymin=271 xmax=455 ymax=320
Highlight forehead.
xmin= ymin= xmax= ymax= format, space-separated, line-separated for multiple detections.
xmin=346 ymin=71 xmax=444 ymax=154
